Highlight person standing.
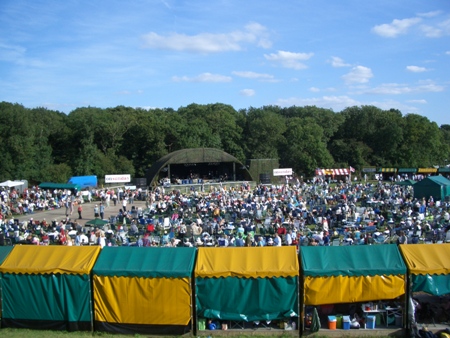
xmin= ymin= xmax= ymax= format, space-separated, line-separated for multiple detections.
xmin=99 ymin=203 xmax=105 ymax=220
xmin=94 ymin=205 xmax=99 ymax=218
xmin=77 ymin=204 xmax=83 ymax=219
xmin=122 ymin=196 xmax=128 ymax=212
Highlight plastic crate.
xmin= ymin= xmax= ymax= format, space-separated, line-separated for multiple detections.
xmin=366 ymin=315 xmax=376 ymax=329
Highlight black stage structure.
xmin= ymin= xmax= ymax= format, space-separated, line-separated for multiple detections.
xmin=145 ymin=148 xmax=254 ymax=187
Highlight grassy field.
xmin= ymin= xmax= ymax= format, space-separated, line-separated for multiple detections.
xmin=0 ymin=329 xmax=134 ymax=338
xmin=0 ymin=328 xmax=397 ymax=338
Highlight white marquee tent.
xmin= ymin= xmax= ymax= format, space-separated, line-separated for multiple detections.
xmin=0 ymin=180 xmax=25 ymax=188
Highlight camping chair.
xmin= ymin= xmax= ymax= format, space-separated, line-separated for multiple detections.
xmin=424 ymin=231 xmax=435 ymax=244
xmin=332 ymin=238 xmax=340 ymax=246
xmin=229 ymin=320 xmax=245 ymax=329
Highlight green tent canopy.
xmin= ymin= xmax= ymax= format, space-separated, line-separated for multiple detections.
xmin=39 ymin=182 xmax=81 ymax=190
xmin=300 ymin=245 xmax=407 ymax=305
xmin=300 ymin=245 xmax=406 ymax=277
xmin=395 ymin=180 xmax=416 ymax=186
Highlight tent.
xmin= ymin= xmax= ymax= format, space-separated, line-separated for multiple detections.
xmin=300 ymin=245 xmax=406 ymax=306
xmin=38 ymin=182 xmax=81 ymax=191
xmin=413 ymin=175 xmax=450 ymax=202
xmin=92 ymin=247 xmax=196 ymax=335
xmin=399 ymin=244 xmax=450 ymax=296
xmin=0 ymin=246 xmax=101 ymax=331
xmin=195 ymin=247 xmax=299 ymax=326
xmin=315 ymin=168 xmax=350 ymax=176
xmin=0 ymin=246 xmax=14 ymax=318
xmin=395 ymin=180 xmax=416 ymax=186
xmin=0 ymin=180 xmax=24 ymax=187
xmin=68 ymin=175 xmax=98 ymax=188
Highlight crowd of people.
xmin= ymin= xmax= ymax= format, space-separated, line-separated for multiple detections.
xmin=1 ymin=175 xmax=450 ymax=248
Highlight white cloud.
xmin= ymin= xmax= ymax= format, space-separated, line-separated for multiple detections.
xmin=446 ymin=51 xmax=450 ymax=55
xmin=407 ymin=99 xmax=427 ymax=104
xmin=420 ymin=25 xmax=442 ymax=38
xmin=0 ymin=43 xmax=26 ymax=63
xmin=264 ymin=50 xmax=313 ymax=69
xmin=141 ymin=22 xmax=271 ymax=53
xmin=329 ymin=56 xmax=350 ymax=67
xmin=172 ymin=73 xmax=232 ymax=82
xmin=342 ymin=66 xmax=373 ymax=84
xmin=240 ymin=89 xmax=255 ymax=96
xmin=372 ymin=17 xmax=422 ymax=37
xmin=364 ymin=80 xmax=444 ymax=95
xmin=277 ymin=95 xmax=360 ymax=111
xmin=417 ymin=11 xmax=442 ymax=18
xmin=309 ymin=87 xmax=320 ymax=92
xmin=232 ymin=71 xmax=274 ymax=80
xmin=406 ymin=65 xmax=428 ymax=72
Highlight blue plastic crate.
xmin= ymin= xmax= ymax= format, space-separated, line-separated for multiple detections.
xmin=366 ymin=315 xmax=376 ymax=329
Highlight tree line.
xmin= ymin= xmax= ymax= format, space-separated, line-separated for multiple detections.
xmin=0 ymin=101 xmax=449 ymax=184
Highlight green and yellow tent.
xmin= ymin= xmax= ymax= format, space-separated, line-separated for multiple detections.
xmin=300 ymin=245 xmax=406 ymax=305
xmin=195 ymin=247 xmax=299 ymax=324
xmin=92 ymin=247 xmax=196 ymax=335
xmin=400 ymin=244 xmax=450 ymax=296
xmin=0 ymin=246 xmax=100 ymax=331
xmin=0 ymin=246 xmax=14 ymax=318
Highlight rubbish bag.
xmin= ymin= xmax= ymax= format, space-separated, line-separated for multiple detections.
xmin=310 ymin=307 xmax=320 ymax=332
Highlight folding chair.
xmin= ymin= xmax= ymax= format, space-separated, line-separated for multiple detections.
xmin=332 ymin=238 xmax=340 ymax=246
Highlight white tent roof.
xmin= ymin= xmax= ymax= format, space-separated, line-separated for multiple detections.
xmin=0 ymin=180 xmax=25 ymax=188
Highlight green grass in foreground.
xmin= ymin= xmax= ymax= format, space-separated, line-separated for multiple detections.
xmin=0 ymin=328 xmax=395 ymax=338
xmin=0 ymin=329 xmax=133 ymax=338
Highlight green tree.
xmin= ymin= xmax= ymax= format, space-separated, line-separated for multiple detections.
xmin=280 ymin=117 xmax=334 ymax=175
xmin=243 ymin=106 xmax=286 ymax=159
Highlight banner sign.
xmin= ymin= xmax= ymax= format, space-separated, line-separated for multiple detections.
xmin=273 ymin=168 xmax=293 ymax=176
xmin=105 ymin=174 xmax=131 ymax=183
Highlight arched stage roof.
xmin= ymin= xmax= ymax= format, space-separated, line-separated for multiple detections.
xmin=146 ymin=148 xmax=254 ymax=186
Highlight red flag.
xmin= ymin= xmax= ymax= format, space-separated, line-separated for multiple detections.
xmin=350 ymin=166 xmax=355 ymax=173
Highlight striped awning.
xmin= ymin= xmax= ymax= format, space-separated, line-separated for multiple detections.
xmin=315 ymin=168 xmax=349 ymax=176
xmin=418 ymin=168 xmax=438 ymax=174
xmin=380 ymin=168 xmax=397 ymax=173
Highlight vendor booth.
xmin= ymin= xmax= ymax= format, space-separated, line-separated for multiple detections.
xmin=400 ymin=244 xmax=450 ymax=296
xmin=0 ymin=246 xmax=14 ymax=318
xmin=300 ymin=245 xmax=407 ymax=331
xmin=92 ymin=247 xmax=196 ymax=335
xmin=195 ymin=247 xmax=299 ymax=330
xmin=0 ymin=246 xmax=100 ymax=331
xmin=400 ymin=244 xmax=450 ymax=329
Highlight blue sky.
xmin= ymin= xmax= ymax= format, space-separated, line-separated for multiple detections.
xmin=1 ymin=0 xmax=449 ymax=126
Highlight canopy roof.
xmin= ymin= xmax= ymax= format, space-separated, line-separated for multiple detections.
xmin=417 ymin=175 xmax=450 ymax=186
xmin=195 ymin=247 xmax=299 ymax=278
xmin=315 ymin=168 xmax=350 ymax=176
xmin=400 ymin=244 xmax=450 ymax=275
xmin=93 ymin=247 xmax=196 ymax=278
xmin=0 ymin=180 xmax=24 ymax=187
xmin=0 ymin=246 xmax=13 ymax=264
xmin=398 ymin=168 xmax=417 ymax=173
xmin=395 ymin=180 xmax=416 ymax=186
xmin=0 ymin=246 xmax=101 ymax=275
xmin=39 ymin=182 xmax=81 ymax=190
xmin=146 ymin=148 xmax=253 ymax=186
xmin=300 ymin=245 xmax=406 ymax=277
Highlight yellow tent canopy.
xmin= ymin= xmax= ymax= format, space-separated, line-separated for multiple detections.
xmin=0 ymin=246 xmax=101 ymax=275
xmin=195 ymin=247 xmax=299 ymax=278
xmin=400 ymin=244 xmax=450 ymax=275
